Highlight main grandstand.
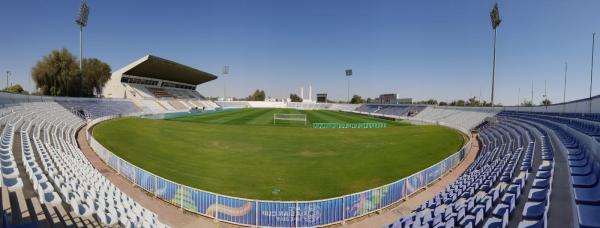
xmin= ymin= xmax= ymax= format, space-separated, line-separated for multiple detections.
xmin=102 ymin=55 xmax=220 ymax=113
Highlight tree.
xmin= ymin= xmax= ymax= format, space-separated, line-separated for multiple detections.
xmin=81 ymin=58 xmax=111 ymax=97
xmin=521 ymin=100 xmax=533 ymax=107
xmin=425 ymin=99 xmax=438 ymax=105
xmin=366 ymin=97 xmax=374 ymax=103
xmin=3 ymin=84 xmax=26 ymax=94
xmin=32 ymin=48 xmax=79 ymax=96
xmin=456 ymin=100 xmax=466 ymax=106
xmin=246 ymin=89 xmax=266 ymax=101
xmin=439 ymin=101 xmax=448 ymax=106
xmin=467 ymin=97 xmax=480 ymax=106
xmin=350 ymin=95 xmax=364 ymax=104
xmin=541 ymin=99 xmax=552 ymax=106
xmin=289 ymin=93 xmax=302 ymax=102
xmin=31 ymin=48 xmax=112 ymax=97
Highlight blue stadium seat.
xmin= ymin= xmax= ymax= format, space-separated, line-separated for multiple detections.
xmin=531 ymin=178 xmax=549 ymax=189
xmin=521 ymin=201 xmax=545 ymax=220
xmin=576 ymin=204 xmax=600 ymax=228
xmin=517 ymin=219 xmax=544 ymax=228
xmin=527 ymin=189 xmax=548 ymax=202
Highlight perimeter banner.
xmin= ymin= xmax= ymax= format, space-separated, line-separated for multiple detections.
xmin=297 ymin=199 xmax=344 ymax=226
xmin=312 ymin=122 xmax=386 ymax=129
xmin=258 ymin=202 xmax=296 ymax=227
xmin=405 ymin=171 xmax=426 ymax=196
xmin=214 ymin=196 xmax=257 ymax=225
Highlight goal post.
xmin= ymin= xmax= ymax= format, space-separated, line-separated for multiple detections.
xmin=273 ymin=113 xmax=307 ymax=125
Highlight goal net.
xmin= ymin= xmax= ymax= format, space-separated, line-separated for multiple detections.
xmin=273 ymin=113 xmax=307 ymax=125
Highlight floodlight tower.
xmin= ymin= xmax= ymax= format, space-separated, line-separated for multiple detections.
xmin=543 ymin=80 xmax=547 ymax=112
xmin=345 ymin=69 xmax=352 ymax=103
xmin=590 ymin=33 xmax=596 ymax=113
xmin=517 ymin=88 xmax=520 ymax=112
xmin=489 ymin=3 xmax=502 ymax=112
xmin=5 ymin=71 xmax=10 ymax=90
xmin=563 ymin=62 xmax=568 ymax=114
xmin=76 ymin=0 xmax=89 ymax=96
xmin=222 ymin=65 xmax=229 ymax=100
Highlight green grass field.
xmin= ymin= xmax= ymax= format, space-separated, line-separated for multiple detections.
xmin=93 ymin=108 xmax=464 ymax=200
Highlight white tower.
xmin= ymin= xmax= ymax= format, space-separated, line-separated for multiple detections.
xmin=308 ymin=85 xmax=312 ymax=101
xmin=300 ymin=87 xmax=304 ymax=100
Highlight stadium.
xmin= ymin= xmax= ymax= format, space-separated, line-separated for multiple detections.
xmin=2 ymin=1 xmax=600 ymax=228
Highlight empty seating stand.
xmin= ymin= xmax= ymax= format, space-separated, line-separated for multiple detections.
xmin=386 ymin=109 xmax=592 ymax=228
xmin=0 ymin=102 xmax=170 ymax=228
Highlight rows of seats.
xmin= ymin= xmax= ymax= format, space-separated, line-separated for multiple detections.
xmin=327 ymin=103 xmax=361 ymax=112
xmin=500 ymin=111 xmax=600 ymax=227
xmin=58 ymin=100 xmax=141 ymax=119
xmin=502 ymin=111 xmax=600 ymax=143
xmin=413 ymin=107 xmax=498 ymax=131
xmin=286 ymin=102 xmax=331 ymax=110
xmin=145 ymin=87 xmax=174 ymax=98
xmin=354 ymin=104 xmax=426 ymax=117
xmin=1 ymin=102 xmax=170 ymax=227
xmin=387 ymin=111 xmax=570 ymax=227
xmin=356 ymin=104 xmax=380 ymax=113
xmin=2 ymin=123 xmax=23 ymax=192
xmin=517 ymin=111 xmax=600 ymax=123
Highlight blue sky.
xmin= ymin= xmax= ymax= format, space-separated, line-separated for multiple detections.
xmin=1 ymin=0 xmax=599 ymax=105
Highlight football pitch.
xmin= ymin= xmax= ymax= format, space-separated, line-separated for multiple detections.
xmin=93 ymin=108 xmax=464 ymax=200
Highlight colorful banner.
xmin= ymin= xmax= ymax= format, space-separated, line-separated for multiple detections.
xmin=214 ymin=196 xmax=256 ymax=225
xmin=119 ymin=159 xmax=135 ymax=182
xmin=344 ymin=188 xmax=384 ymax=219
xmin=405 ymin=172 xmax=426 ymax=196
xmin=426 ymin=163 xmax=443 ymax=184
xmin=297 ymin=199 xmax=343 ymax=227
xmin=135 ymin=168 xmax=156 ymax=193
xmin=156 ymin=178 xmax=180 ymax=207
xmin=188 ymin=189 xmax=216 ymax=216
xmin=380 ymin=179 xmax=405 ymax=207
xmin=258 ymin=202 xmax=296 ymax=227
xmin=107 ymin=154 xmax=119 ymax=170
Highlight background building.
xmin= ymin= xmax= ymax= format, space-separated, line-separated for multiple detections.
xmin=377 ymin=93 xmax=412 ymax=104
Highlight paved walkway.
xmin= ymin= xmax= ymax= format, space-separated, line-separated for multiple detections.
xmin=77 ymin=124 xmax=479 ymax=228
xmin=345 ymin=135 xmax=480 ymax=228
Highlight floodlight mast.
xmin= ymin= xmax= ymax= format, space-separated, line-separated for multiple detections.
xmin=76 ymin=1 xmax=89 ymax=97
xmin=563 ymin=62 xmax=567 ymax=114
xmin=489 ymin=3 xmax=501 ymax=112
xmin=345 ymin=69 xmax=352 ymax=103
xmin=590 ymin=33 xmax=595 ymax=113
xmin=222 ymin=66 xmax=229 ymax=100
xmin=5 ymin=71 xmax=10 ymax=90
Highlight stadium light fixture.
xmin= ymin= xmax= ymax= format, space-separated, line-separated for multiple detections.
xmin=345 ymin=69 xmax=352 ymax=103
xmin=489 ymin=3 xmax=501 ymax=112
xmin=543 ymin=80 xmax=547 ymax=112
xmin=76 ymin=0 xmax=89 ymax=97
xmin=531 ymin=81 xmax=534 ymax=112
xmin=5 ymin=71 xmax=10 ymax=90
xmin=517 ymin=88 xmax=520 ymax=112
xmin=222 ymin=65 xmax=229 ymax=100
